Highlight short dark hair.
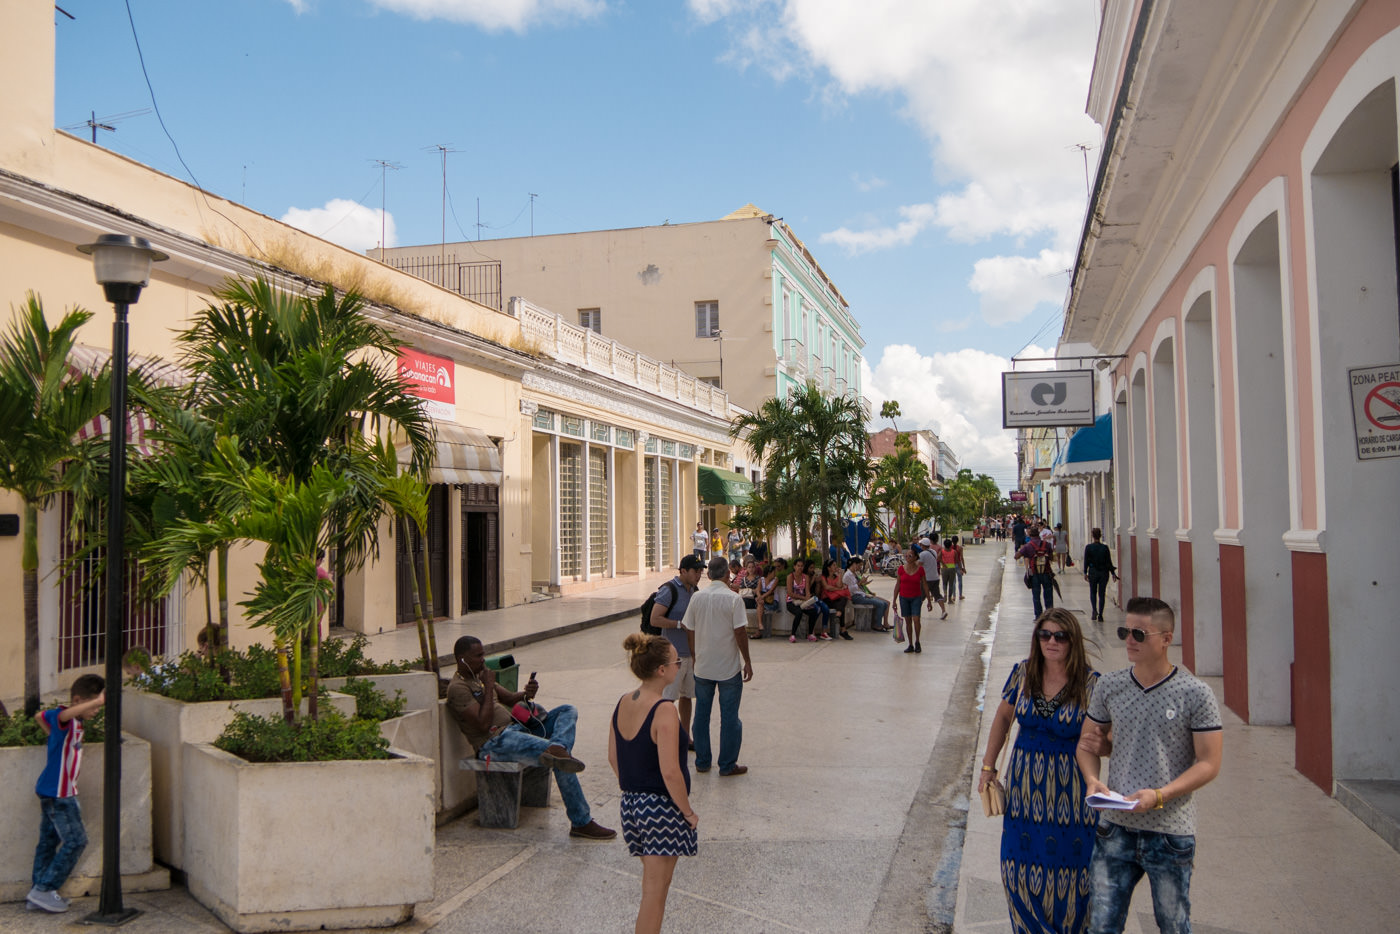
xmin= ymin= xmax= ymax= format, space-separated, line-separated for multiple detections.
xmin=453 ymin=635 xmax=482 ymax=658
xmin=71 ymin=673 xmax=105 ymax=701
xmin=1125 ymin=596 xmax=1174 ymax=631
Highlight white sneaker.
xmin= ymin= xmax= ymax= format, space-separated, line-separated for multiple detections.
xmin=26 ymin=887 xmax=69 ymax=913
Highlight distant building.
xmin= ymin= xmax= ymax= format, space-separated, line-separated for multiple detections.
xmin=936 ymin=441 xmax=960 ymax=485
xmin=379 ymin=205 xmax=865 ymax=414
xmin=867 ymin=428 xmax=940 ymax=484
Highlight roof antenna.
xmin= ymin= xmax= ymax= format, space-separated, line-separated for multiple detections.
xmin=425 ymin=144 xmax=461 ymax=263
xmin=371 ymin=159 xmax=402 ymax=260
xmin=61 ymin=108 xmax=151 ymax=145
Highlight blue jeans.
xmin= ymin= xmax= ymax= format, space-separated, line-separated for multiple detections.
xmin=1029 ymin=573 xmax=1055 ymax=616
xmin=477 ymin=704 xmax=591 ymax=827
xmin=1089 ymin=821 xmax=1194 ymax=934
xmin=851 ymin=592 xmax=889 ymax=626
xmin=693 ymin=671 xmax=743 ymax=773
xmin=33 ymin=796 xmax=86 ymax=892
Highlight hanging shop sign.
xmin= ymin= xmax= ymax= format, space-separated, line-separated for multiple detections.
xmin=398 ymin=348 xmax=456 ymax=421
xmin=1349 ymin=363 xmax=1400 ymax=461
xmin=1009 ymin=490 xmax=1029 ymax=503
xmin=1002 ymin=369 xmax=1096 ymax=428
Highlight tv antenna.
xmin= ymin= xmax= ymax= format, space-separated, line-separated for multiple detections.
xmin=529 ymin=193 xmax=538 ymax=236
xmin=371 ymin=159 xmax=402 ymax=260
xmin=1068 ymin=142 xmax=1096 ymax=195
xmin=61 ymin=108 xmax=151 ymax=145
xmin=424 ymin=144 xmax=461 ymax=262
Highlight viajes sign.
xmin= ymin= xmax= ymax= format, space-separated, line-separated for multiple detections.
xmin=1002 ymin=370 xmax=1096 ymax=428
xmin=398 ymin=348 xmax=456 ymax=421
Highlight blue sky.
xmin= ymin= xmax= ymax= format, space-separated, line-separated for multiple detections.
xmin=53 ymin=0 xmax=1101 ymax=490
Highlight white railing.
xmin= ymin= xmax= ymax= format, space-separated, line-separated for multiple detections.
xmin=781 ymin=339 xmax=807 ymax=374
xmin=509 ymin=297 xmax=730 ymax=418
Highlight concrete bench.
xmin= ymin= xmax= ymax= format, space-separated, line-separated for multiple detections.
xmin=458 ymin=758 xmax=552 ymax=829
xmin=851 ymin=603 xmax=876 ymax=632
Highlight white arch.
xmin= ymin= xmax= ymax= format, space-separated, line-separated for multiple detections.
xmin=1178 ymin=266 xmax=1222 ymax=536
xmin=1148 ymin=317 xmax=1180 ymax=533
xmin=1225 ymin=176 xmax=1297 ymax=532
xmin=1299 ymin=25 xmax=1400 ymax=539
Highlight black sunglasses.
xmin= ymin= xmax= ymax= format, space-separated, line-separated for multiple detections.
xmin=1117 ymin=626 xmax=1162 ymax=643
xmin=1036 ymin=629 xmax=1070 ymax=644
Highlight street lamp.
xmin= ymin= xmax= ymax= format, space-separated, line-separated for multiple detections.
xmin=76 ymin=234 xmax=167 ymax=926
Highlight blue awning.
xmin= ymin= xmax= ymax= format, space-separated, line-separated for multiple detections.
xmin=1052 ymin=413 xmax=1112 ymax=483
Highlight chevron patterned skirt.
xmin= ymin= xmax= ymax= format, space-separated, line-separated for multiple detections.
xmin=620 ymin=791 xmax=698 ymax=857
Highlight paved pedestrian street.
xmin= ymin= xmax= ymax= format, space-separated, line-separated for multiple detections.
xmin=4 ymin=542 xmax=1398 ymax=933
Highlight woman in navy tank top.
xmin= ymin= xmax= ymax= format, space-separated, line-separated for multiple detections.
xmin=610 ymin=633 xmax=698 ymax=934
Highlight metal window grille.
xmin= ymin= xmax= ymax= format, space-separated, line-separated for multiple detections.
xmin=659 ymin=460 xmax=674 ymax=568
xmin=559 ymin=442 xmax=583 ymax=578
xmin=588 ymin=447 xmax=608 ymax=575
xmin=57 ymin=493 xmax=183 ymax=670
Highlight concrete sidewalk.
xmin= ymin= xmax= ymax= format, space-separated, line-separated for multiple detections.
xmin=953 ymin=545 xmax=1400 ymax=932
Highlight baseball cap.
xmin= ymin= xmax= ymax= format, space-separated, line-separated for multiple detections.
xmin=918 ymin=537 xmax=932 ymax=547
xmin=678 ymin=554 xmax=705 ymax=571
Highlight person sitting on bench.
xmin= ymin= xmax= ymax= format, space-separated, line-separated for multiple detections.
xmin=445 ymin=635 xmax=616 ymax=840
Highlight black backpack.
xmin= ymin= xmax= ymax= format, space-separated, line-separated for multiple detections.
xmin=640 ymin=580 xmax=680 ymax=635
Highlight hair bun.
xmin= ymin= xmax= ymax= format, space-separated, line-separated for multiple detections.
xmin=622 ymin=632 xmax=647 ymax=654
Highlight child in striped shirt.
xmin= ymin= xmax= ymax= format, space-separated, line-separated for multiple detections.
xmin=28 ymin=674 xmax=105 ymax=914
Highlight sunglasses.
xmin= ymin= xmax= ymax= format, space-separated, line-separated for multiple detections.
xmin=1036 ymin=629 xmax=1070 ymax=644
xmin=1117 ymin=626 xmax=1163 ymax=643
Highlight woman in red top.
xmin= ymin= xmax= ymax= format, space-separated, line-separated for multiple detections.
xmin=894 ymin=548 xmax=932 ymax=654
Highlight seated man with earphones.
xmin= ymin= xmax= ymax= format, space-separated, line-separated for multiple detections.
xmin=445 ymin=634 xmax=616 ymax=840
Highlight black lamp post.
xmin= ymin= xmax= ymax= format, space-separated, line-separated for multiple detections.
xmin=75 ymin=234 xmax=167 ymax=926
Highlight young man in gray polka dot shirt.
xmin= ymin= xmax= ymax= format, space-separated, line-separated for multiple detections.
xmin=1076 ymin=596 xmax=1223 ymax=934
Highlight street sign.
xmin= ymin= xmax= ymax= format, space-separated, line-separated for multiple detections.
xmin=1002 ymin=370 xmax=1096 ymax=427
xmin=1349 ymin=363 xmax=1400 ymax=461
xmin=1009 ymin=490 xmax=1029 ymax=503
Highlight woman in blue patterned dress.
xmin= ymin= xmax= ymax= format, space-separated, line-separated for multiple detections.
xmin=978 ymin=607 xmax=1100 ymax=933
xmin=610 ymin=633 xmax=698 ymax=934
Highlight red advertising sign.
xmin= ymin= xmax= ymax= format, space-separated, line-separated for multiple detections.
xmin=1009 ymin=490 xmax=1029 ymax=503
xmin=398 ymin=348 xmax=455 ymax=420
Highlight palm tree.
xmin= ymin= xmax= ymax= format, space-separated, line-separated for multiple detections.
xmin=0 ymin=294 xmax=110 ymax=714
xmin=867 ymin=438 xmax=938 ymax=544
xmin=379 ymin=470 xmax=441 ymax=676
xmin=789 ymin=382 xmax=871 ymax=557
xmin=880 ymin=400 xmax=902 ymax=433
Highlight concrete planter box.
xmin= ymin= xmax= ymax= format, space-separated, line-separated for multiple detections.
xmin=125 ymin=689 xmax=356 ymax=870
xmin=0 ymin=733 xmax=169 ymax=902
xmin=323 ymin=672 xmax=442 ymax=807
xmin=182 ymin=743 xmax=434 ymax=933
xmin=438 ymin=697 xmax=478 ymax=823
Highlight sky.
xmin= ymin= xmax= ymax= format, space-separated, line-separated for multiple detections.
xmin=52 ymin=0 xmax=1104 ymax=493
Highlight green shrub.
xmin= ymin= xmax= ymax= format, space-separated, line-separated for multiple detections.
xmin=214 ymin=708 xmax=390 ymax=763
xmin=0 ymin=707 xmax=104 ymax=747
xmin=319 ymin=635 xmax=414 ymax=677
xmin=133 ymin=636 xmax=413 ymax=703
xmin=337 ymin=677 xmax=407 ymax=722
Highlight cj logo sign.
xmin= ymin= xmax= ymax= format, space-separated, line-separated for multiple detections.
xmin=1030 ymin=381 xmax=1067 ymax=406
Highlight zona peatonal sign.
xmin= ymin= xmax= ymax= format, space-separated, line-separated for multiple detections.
xmin=1002 ymin=370 xmax=1096 ymax=428
xmin=1349 ymin=362 xmax=1400 ymax=461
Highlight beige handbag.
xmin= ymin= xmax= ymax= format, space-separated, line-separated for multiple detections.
xmin=980 ymin=767 xmax=1006 ymax=818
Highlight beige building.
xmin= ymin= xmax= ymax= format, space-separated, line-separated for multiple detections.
xmin=378 ymin=205 xmax=867 ymax=416
xmin=0 ymin=2 xmax=746 ymax=704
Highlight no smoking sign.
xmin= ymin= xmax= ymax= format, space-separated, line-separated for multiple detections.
xmin=1351 ymin=364 xmax=1400 ymax=460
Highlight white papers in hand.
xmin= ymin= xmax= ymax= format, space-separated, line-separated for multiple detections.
xmin=1086 ymin=790 xmax=1137 ymax=810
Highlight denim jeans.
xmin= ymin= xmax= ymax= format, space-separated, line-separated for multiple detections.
xmin=33 ymin=796 xmax=86 ymax=892
xmin=693 ymin=671 xmax=743 ymax=773
xmin=851 ymin=592 xmax=889 ymax=627
xmin=477 ymin=704 xmax=591 ymax=827
xmin=1088 ymin=821 xmax=1194 ymax=934
xmin=1029 ymin=573 xmax=1055 ymax=616
xmin=1088 ymin=572 xmax=1109 ymax=617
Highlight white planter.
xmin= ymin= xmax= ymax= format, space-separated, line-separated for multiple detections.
xmin=182 ymin=743 xmax=434 ymax=933
xmin=0 ymin=733 xmax=169 ymax=902
xmin=125 ymin=690 xmax=356 ymax=870
xmin=438 ymin=697 xmax=479 ymax=823
xmin=323 ymin=672 xmax=443 ymax=808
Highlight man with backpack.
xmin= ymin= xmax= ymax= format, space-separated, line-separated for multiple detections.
xmin=1017 ymin=527 xmax=1057 ymax=618
xmin=646 ymin=553 xmax=705 ymax=742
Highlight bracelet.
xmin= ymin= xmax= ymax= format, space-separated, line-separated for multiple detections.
xmin=1153 ymin=788 xmax=1165 ymax=809
xmin=981 ymin=765 xmax=998 ymax=773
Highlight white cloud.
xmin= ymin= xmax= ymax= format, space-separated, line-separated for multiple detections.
xmin=820 ymin=203 xmax=936 ymax=254
xmin=281 ymin=200 xmax=396 ymax=254
xmin=284 ymin=0 xmax=309 ymax=12
xmin=368 ymin=0 xmax=605 ymax=33
xmin=851 ymin=172 xmax=887 ymax=192
xmin=968 ymin=249 xmax=1073 ymax=326
xmin=861 ymin=342 xmax=1053 ymax=491
xmin=693 ymin=0 xmax=1100 ymax=322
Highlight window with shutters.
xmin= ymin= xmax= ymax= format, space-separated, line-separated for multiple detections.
xmin=694 ymin=301 xmax=719 ymax=338
xmin=579 ymin=308 xmax=601 ymax=333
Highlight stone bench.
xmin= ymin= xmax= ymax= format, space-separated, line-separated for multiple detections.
xmin=851 ymin=603 xmax=876 ymax=632
xmin=458 ymin=758 xmax=552 ymax=829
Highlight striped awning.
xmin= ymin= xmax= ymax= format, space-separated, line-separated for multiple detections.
xmin=399 ymin=423 xmax=502 ymax=485
xmin=73 ymin=411 xmax=160 ymax=458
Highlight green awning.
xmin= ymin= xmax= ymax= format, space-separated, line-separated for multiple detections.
xmin=697 ymin=464 xmax=753 ymax=506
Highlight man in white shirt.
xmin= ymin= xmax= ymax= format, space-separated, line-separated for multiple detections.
xmin=681 ymin=555 xmax=754 ymax=777
xmin=843 ymin=556 xmax=891 ymax=631
xmin=917 ymin=537 xmax=948 ymax=620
